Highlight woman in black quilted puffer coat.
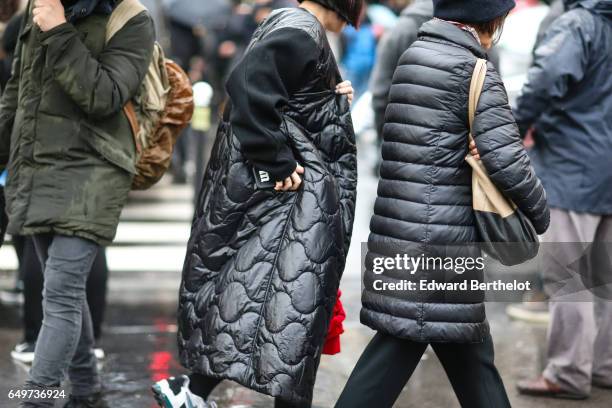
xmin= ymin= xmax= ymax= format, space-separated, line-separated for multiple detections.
xmin=336 ymin=1 xmax=549 ymax=407
xmin=153 ymin=1 xmax=361 ymax=408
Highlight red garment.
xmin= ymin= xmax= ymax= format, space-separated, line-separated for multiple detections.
xmin=322 ymin=289 xmax=346 ymax=355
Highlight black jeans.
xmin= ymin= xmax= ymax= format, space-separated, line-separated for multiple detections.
xmin=335 ymin=331 xmax=511 ymax=408
xmin=19 ymin=236 xmax=108 ymax=343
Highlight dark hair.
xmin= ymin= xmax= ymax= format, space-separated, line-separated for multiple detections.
xmin=471 ymin=13 xmax=508 ymax=38
xmin=298 ymin=0 xmax=365 ymax=27
xmin=0 ymin=0 xmax=20 ymax=22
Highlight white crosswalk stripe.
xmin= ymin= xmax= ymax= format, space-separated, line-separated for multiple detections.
xmin=0 ymin=178 xmax=195 ymax=301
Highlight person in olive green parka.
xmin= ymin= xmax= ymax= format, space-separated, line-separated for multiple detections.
xmin=0 ymin=0 xmax=154 ymax=246
xmin=0 ymin=1 xmax=154 ymax=406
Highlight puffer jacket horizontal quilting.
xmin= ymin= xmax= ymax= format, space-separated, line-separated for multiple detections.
xmin=361 ymin=19 xmax=549 ymax=344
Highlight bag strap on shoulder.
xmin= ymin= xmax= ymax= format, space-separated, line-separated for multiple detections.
xmin=106 ymin=0 xmax=147 ymax=43
xmin=105 ymin=0 xmax=149 ymax=143
xmin=468 ymin=58 xmax=488 ymax=142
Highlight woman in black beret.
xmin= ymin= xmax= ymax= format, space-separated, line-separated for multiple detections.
xmin=336 ymin=0 xmax=550 ymax=407
xmin=153 ymin=1 xmax=362 ymax=408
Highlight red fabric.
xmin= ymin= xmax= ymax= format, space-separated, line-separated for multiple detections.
xmin=323 ymin=289 xmax=346 ymax=355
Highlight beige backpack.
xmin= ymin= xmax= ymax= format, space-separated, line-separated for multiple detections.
xmin=106 ymin=0 xmax=194 ymax=190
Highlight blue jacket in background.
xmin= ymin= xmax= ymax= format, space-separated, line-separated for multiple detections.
xmin=514 ymin=0 xmax=612 ymax=214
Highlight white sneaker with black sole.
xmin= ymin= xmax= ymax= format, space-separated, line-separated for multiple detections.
xmin=152 ymin=375 xmax=216 ymax=408
xmin=10 ymin=342 xmax=36 ymax=364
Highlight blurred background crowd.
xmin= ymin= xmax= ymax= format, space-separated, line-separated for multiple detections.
xmin=1 ymin=0 xmax=559 ymax=185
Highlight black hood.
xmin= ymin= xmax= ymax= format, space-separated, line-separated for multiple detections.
xmin=63 ymin=0 xmax=117 ymax=22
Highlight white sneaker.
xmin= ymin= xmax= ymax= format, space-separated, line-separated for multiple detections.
xmin=94 ymin=348 xmax=105 ymax=360
xmin=10 ymin=342 xmax=36 ymax=364
xmin=152 ymin=375 xmax=217 ymax=408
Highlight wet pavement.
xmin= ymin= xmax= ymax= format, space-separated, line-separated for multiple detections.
xmin=2 ymin=284 xmax=612 ymax=408
xmin=1 ymin=141 xmax=611 ymax=407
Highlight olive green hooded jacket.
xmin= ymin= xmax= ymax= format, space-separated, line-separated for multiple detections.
xmin=0 ymin=0 xmax=154 ymax=245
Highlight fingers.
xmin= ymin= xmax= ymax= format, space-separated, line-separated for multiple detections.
xmin=335 ymin=82 xmax=353 ymax=95
xmin=274 ymin=164 xmax=304 ymax=192
xmin=274 ymin=176 xmax=293 ymax=192
xmin=32 ymin=0 xmax=60 ymax=29
xmin=469 ymin=140 xmax=480 ymax=160
xmin=336 ymin=80 xmax=354 ymax=105
xmin=34 ymin=0 xmax=52 ymax=7
xmin=275 ymin=174 xmax=302 ymax=192
xmin=290 ymin=172 xmax=302 ymax=191
xmin=335 ymin=80 xmax=352 ymax=91
xmin=283 ymin=177 xmax=293 ymax=191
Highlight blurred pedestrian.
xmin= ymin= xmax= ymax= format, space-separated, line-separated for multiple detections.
xmin=340 ymin=6 xmax=376 ymax=97
xmin=165 ymin=0 xmax=232 ymax=184
xmin=0 ymin=12 xmax=22 ymax=255
xmin=141 ymin=0 xmax=170 ymax=49
xmin=335 ymin=0 xmax=550 ymax=407
xmin=505 ymin=0 xmax=566 ymax=324
xmin=0 ymin=1 xmax=23 ymax=92
xmin=0 ymin=0 xmax=23 ymax=23
xmin=533 ymin=0 xmax=564 ymax=50
xmin=369 ymin=0 xmax=432 ymax=142
xmin=514 ymin=0 xmax=612 ymax=400
xmin=366 ymin=0 xmax=398 ymax=29
xmin=0 ymin=0 xmax=155 ymax=407
xmin=152 ymin=1 xmax=361 ymax=407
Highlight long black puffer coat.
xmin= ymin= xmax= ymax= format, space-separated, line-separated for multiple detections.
xmin=178 ymin=9 xmax=357 ymax=405
xmin=360 ymin=19 xmax=549 ymax=343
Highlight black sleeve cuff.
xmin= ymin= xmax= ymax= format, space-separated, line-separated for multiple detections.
xmin=263 ymin=146 xmax=297 ymax=181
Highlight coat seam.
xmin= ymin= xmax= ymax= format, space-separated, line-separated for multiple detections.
xmin=247 ymin=183 xmax=301 ymax=372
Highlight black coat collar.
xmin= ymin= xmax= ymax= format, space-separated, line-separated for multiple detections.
xmin=418 ymin=19 xmax=488 ymax=59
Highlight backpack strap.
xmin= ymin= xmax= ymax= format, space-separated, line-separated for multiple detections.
xmin=106 ymin=0 xmax=148 ymax=43
xmin=106 ymin=0 xmax=149 ymax=149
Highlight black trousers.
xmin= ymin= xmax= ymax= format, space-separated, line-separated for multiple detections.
xmin=18 ymin=236 xmax=109 ymax=343
xmin=335 ymin=331 xmax=511 ymax=408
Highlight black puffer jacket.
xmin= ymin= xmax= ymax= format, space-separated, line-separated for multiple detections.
xmin=360 ymin=19 xmax=549 ymax=343
xmin=178 ymin=8 xmax=357 ymax=405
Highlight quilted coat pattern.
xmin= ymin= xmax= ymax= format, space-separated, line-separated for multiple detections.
xmin=178 ymin=9 xmax=357 ymax=405
xmin=360 ymin=19 xmax=549 ymax=344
